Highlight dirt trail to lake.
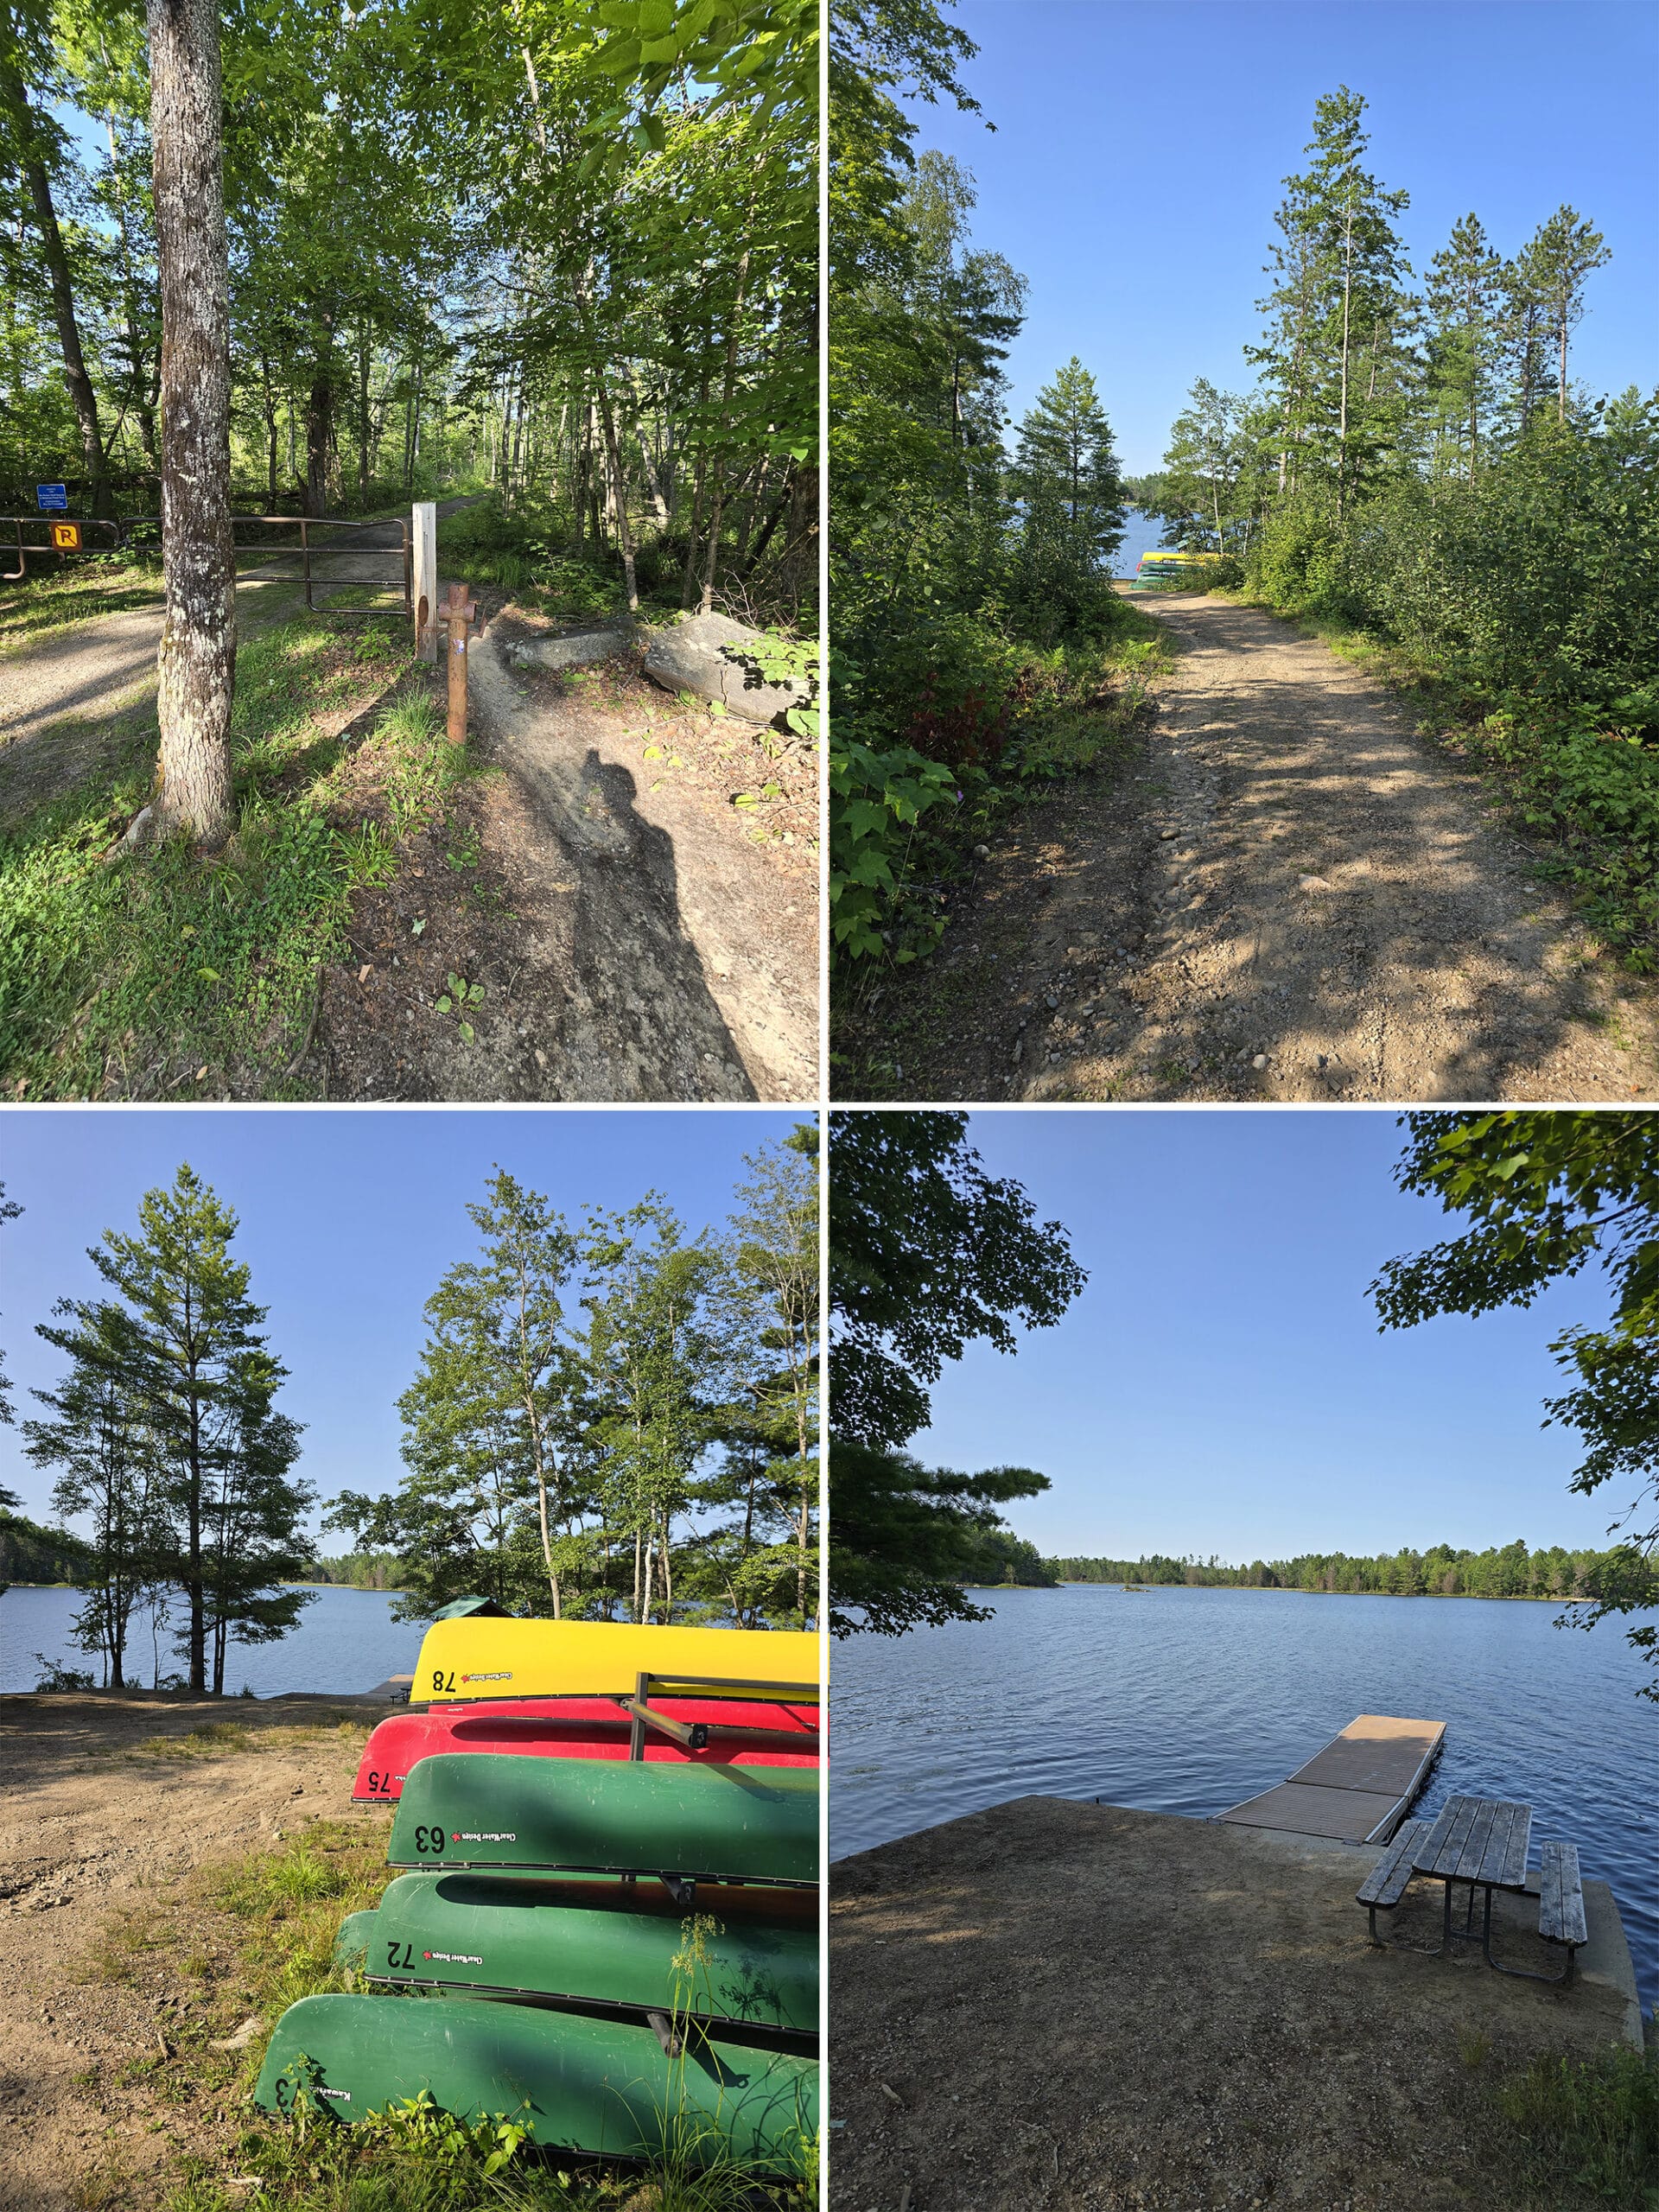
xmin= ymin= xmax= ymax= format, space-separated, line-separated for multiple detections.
xmin=859 ymin=591 xmax=1659 ymax=1103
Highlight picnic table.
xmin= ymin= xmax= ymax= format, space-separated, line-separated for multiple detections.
xmin=1357 ymin=1792 xmax=1586 ymax=1984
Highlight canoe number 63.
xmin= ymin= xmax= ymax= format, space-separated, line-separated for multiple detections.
xmin=411 ymin=1826 xmax=448 ymax=1854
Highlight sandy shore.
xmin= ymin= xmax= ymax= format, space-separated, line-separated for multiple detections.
xmin=1 ymin=1691 xmax=399 ymax=2211
xmin=830 ymin=1796 xmax=1642 ymax=2212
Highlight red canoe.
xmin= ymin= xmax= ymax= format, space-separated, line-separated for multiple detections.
xmin=352 ymin=1694 xmax=821 ymax=1803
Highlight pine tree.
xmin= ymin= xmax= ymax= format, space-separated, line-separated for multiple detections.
xmin=1423 ymin=213 xmax=1504 ymax=477
xmin=22 ymin=1303 xmax=168 ymax=1688
xmin=1525 ymin=204 xmax=1612 ymax=425
xmin=336 ymin=1170 xmax=586 ymax=1621
xmin=1250 ymin=87 xmax=1414 ymax=515
xmin=1007 ymin=357 xmax=1126 ymax=633
xmin=32 ymin=1176 xmax=311 ymax=1689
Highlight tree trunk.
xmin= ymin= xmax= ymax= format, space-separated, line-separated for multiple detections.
xmin=146 ymin=0 xmax=236 ymax=846
xmin=593 ymin=372 xmax=639 ymax=612
xmin=261 ymin=359 xmax=278 ymax=507
xmin=304 ymin=370 xmax=332 ymax=517
xmin=699 ymin=244 xmax=752 ymax=614
xmin=0 ymin=50 xmax=106 ymax=511
xmin=1557 ymin=299 xmax=1568 ymax=425
xmin=356 ymin=320 xmax=371 ymax=501
xmin=624 ymin=370 xmax=670 ymax=526
xmin=1337 ymin=201 xmax=1355 ymax=522
xmin=741 ymin=467 xmax=793 ymax=577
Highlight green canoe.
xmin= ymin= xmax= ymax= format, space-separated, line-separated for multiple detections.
xmin=387 ymin=1754 xmax=819 ymax=1886
xmin=334 ymin=1871 xmax=818 ymax=2035
xmin=254 ymin=1993 xmax=817 ymax=2167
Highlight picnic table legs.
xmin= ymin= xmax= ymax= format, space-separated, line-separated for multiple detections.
xmin=1433 ymin=1878 xmax=1577 ymax=1985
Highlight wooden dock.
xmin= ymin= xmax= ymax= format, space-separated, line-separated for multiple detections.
xmin=1216 ymin=1714 xmax=1446 ymax=1845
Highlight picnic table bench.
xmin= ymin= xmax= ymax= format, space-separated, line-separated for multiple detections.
xmin=1356 ymin=1795 xmax=1586 ymax=1985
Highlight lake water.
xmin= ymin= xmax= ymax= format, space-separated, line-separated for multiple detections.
xmin=0 ymin=1582 xmax=423 ymax=1699
xmin=1112 ymin=506 xmax=1173 ymax=579
xmin=830 ymin=1583 xmax=1659 ymax=2007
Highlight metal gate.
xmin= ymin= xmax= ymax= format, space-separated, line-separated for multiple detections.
xmin=0 ymin=515 xmax=124 ymax=580
xmin=3 ymin=512 xmax=411 ymax=620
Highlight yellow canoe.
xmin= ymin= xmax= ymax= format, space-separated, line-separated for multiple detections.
xmin=412 ymin=1616 xmax=821 ymax=1705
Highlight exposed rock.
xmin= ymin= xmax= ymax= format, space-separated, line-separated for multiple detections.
xmin=642 ymin=612 xmax=810 ymax=724
xmin=505 ymin=626 xmax=632 ymax=672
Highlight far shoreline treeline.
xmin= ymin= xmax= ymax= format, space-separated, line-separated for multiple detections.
xmin=989 ymin=1538 xmax=1642 ymax=1602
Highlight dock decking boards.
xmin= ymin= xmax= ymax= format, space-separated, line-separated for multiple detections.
xmin=1217 ymin=1714 xmax=1446 ymax=1845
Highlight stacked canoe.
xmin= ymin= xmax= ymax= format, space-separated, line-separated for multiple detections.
xmin=254 ymin=1618 xmax=821 ymax=2168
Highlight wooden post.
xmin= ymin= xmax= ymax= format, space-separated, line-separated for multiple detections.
xmin=442 ymin=580 xmax=478 ymax=746
xmin=412 ymin=499 xmax=437 ymax=661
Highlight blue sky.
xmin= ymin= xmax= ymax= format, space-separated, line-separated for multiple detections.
xmin=910 ymin=1109 xmax=1633 ymax=1563
xmin=905 ymin=0 xmax=1659 ymax=474
xmin=0 ymin=1108 xmax=807 ymax=1531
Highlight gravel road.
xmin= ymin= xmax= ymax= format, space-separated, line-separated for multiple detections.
xmin=887 ymin=591 xmax=1659 ymax=1103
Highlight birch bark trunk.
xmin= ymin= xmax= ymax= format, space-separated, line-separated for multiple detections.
xmin=147 ymin=0 xmax=235 ymax=845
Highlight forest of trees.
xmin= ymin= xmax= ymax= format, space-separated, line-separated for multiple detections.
xmin=829 ymin=3 xmax=1158 ymax=976
xmin=1049 ymin=1540 xmax=1633 ymax=1601
xmin=3 ymin=0 xmax=816 ymax=613
xmin=9 ymin=1128 xmax=818 ymax=1691
xmin=1139 ymin=88 xmax=1658 ymax=946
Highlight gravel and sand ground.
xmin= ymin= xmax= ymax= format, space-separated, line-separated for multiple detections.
xmin=0 ymin=1692 xmax=391 ymax=2212
xmin=830 ymin=1796 xmax=1642 ymax=2212
xmin=854 ymin=591 xmax=1659 ymax=1103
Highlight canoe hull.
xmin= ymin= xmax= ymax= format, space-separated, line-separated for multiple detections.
xmin=353 ymin=1698 xmax=818 ymax=1804
xmin=253 ymin=1992 xmax=817 ymax=2167
xmin=387 ymin=1752 xmax=819 ymax=1885
xmin=411 ymin=1618 xmax=819 ymax=1705
xmin=335 ymin=1871 xmax=817 ymax=2033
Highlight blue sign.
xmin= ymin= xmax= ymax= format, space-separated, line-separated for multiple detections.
xmin=36 ymin=483 xmax=67 ymax=512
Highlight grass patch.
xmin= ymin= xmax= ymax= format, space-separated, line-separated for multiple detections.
xmin=0 ymin=558 xmax=164 ymax=654
xmin=160 ymin=1823 xmax=814 ymax=2212
xmin=129 ymin=1717 xmax=372 ymax=1767
xmin=87 ymin=1904 xmax=168 ymax=1985
xmin=1497 ymin=2044 xmax=1659 ymax=2208
xmin=0 ymin=615 xmax=475 ymax=1096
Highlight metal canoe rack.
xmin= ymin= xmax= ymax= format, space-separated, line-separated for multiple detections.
xmin=622 ymin=1669 xmax=821 ymax=1760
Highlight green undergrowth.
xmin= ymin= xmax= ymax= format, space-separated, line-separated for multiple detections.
xmin=0 ymin=556 xmax=164 ymax=652
xmin=1496 ymin=2042 xmax=1659 ymax=2208
xmin=0 ymin=614 xmax=477 ymax=1097
xmin=830 ymin=603 xmax=1176 ymax=979
xmin=152 ymin=1823 xmax=813 ymax=2212
xmin=439 ymin=494 xmax=683 ymax=624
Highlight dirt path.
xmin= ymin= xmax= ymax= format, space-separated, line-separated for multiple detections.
xmin=832 ymin=1796 xmax=1637 ymax=2212
xmin=853 ymin=592 xmax=1659 ymax=1103
xmin=0 ymin=496 xmax=484 ymax=823
xmin=0 ymin=1693 xmax=389 ymax=2212
xmin=305 ymin=621 xmax=818 ymax=1103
